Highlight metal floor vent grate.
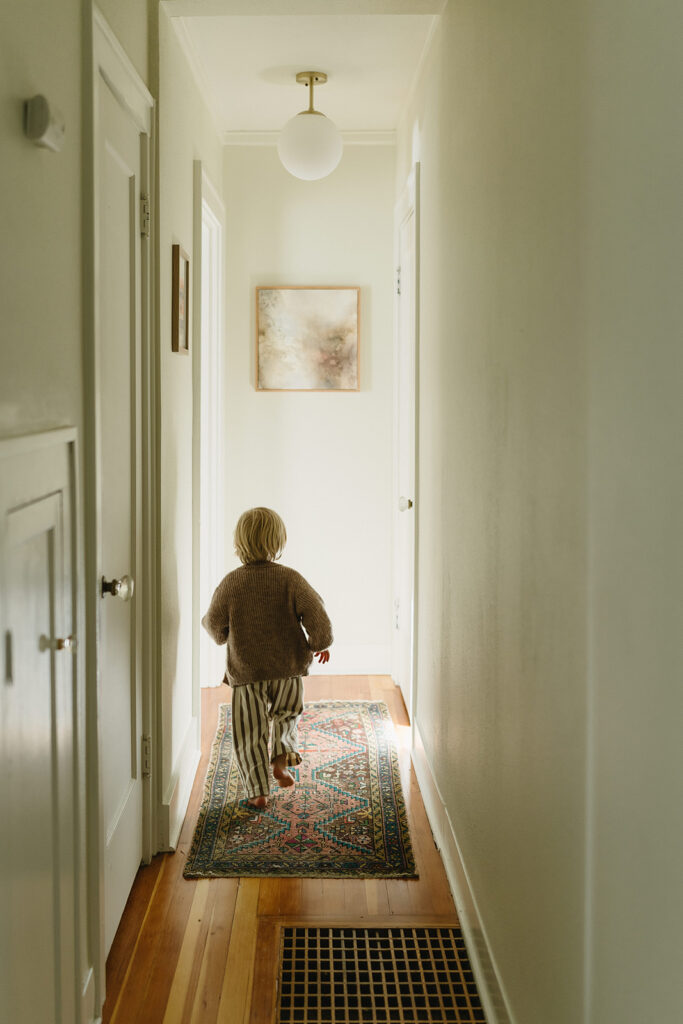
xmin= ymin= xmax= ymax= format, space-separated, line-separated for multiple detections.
xmin=276 ymin=926 xmax=486 ymax=1023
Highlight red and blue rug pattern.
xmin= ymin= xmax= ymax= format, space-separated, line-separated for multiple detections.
xmin=184 ymin=700 xmax=417 ymax=879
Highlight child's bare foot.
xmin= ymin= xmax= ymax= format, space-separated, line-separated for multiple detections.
xmin=272 ymin=755 xmax=295 ymax=789
xmin=248 ymin=795 xmax=268 ymax=809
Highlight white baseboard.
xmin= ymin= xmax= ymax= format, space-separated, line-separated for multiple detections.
xmin=411 ymin=723 xmax=514 ymax=1024
xmin=308 ymin=644 xmax=391 ymax=676
xmin=159 ymin=715 xmax=201 ymax=851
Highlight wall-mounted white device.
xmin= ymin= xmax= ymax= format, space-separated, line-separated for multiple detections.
xmin=24 ymin=94 xmax=65 ymax=152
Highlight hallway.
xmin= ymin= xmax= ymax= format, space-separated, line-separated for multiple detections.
xmin=102 ymin=677 xmax=457 ymax=1023
xmin=3 ymin=1 xmax=683 ymax=1021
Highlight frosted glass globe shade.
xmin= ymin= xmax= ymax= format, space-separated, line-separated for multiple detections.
xmin=277 ymin=111 xmax=343 ymax=181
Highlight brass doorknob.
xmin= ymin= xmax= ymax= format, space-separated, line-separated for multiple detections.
xmin=40 ymin=634 xmax=77 ymax=653
xmin=101 ymin=574 xmax=135 ymax=601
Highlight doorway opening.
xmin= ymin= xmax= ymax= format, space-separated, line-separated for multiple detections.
xmin=393 ymin=165 xmax=420 ymax=725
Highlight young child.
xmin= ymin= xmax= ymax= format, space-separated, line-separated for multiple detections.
xmin=201 ymin=507 xmax=333 ymax=809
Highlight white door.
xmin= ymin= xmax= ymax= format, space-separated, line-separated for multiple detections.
xmin=0 ymin=436 xmax=78 ymax=1024
xmin=394 ymin=169 xmax=419 ymax=719
xmin=97 ymin=74 xmax=144 ymax=955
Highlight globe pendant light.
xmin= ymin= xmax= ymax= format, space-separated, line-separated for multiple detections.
xmin=278 ymin=71 xmax=343 ymax=181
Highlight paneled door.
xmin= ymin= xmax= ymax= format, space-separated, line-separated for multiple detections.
xmin=96 ymin=59 xmax=145 ymax=955
xmin=0 ymin=433 xmax=78 ymax=1024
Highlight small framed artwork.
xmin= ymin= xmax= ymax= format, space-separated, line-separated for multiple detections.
xmin=172 ymin=244 xmax=190 ymax=353
xmin=256 ymin=286 xmax=360 ymax=391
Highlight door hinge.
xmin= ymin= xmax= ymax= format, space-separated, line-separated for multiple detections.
xmin=142 ymin=734 xmax=152 ymax=778
xmin=140 ymin=194 xmax=150 ymax=239
xmin=395 ymin=266 xmax=401 ymax=296
xmin=4 ymin=631 xmax=13 ymax=684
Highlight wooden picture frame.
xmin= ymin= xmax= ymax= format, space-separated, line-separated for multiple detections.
xmin=172 ymin=244 xmax=190 ymax=353
xmin=256 ymin=286 xmax=360 ymax=391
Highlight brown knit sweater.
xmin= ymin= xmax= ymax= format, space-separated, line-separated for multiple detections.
xmin=201 ymin=561 xmax=333 ymax=686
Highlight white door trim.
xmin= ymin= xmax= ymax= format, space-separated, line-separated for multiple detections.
xmin=0 ymin=425 xmax=77 ymax=459
xmin=93 ymin=8 xmax=153 ymax=135
xmin=85 ymin=8 xmax=156 ymax=1011
xmin=393 ymin=163 xmax=421 ymax=734
xmin=192 ymin=161 xmax=225 ymax=702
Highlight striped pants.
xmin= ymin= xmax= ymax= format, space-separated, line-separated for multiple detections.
xmin=231 ymin=677 xmax=304 ymax=799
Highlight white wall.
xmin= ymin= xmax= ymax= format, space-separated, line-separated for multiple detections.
xmin=584 ymin=0 xmax=683 ymax=1019
xmin=158 ymin=9 xmax=223 ymax=845
xmin=397 ymin=1 xmax=683 ymax=1022
xmin=0 ymin=1 xmax=84 ymax=440
xmin=221 ymin=145 xmax=395 ymax=675
xmin=398 ymin=3 xmax=586 ymax=1022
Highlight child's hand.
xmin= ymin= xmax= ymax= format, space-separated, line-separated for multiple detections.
xmin=314 ymin=650 xmax=330 ymax=664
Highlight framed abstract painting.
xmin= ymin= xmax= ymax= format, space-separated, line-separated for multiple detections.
xmin=256 ymin=286 xmax=360 ymax=391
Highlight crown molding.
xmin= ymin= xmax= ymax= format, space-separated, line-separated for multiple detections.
xmin=222 ymin=129 xmax=396 ymax=146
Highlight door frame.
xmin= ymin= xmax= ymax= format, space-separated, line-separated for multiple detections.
xmin=192 ymin=161 xmax=226 ymax=705
xmin=84 ymin=6 xmax=156 ymax=1006
xmin=393 ymin=163 xmax=421 ymax=733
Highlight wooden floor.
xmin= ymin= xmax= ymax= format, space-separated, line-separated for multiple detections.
xmin=102 ymin=676 xmax=458 ymax=1024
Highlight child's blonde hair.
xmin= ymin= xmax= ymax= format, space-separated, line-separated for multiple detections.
xmin=234 ymin=507 xmax=287 ymax=564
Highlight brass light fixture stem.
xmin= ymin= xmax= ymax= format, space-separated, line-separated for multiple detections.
xmin=295 ymin=71 xmax=328 ymax=115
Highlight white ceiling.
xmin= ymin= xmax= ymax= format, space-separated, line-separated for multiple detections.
xmin=162 ymin=4 xmax=439 ymax=140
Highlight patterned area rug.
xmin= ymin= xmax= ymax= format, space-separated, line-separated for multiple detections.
xmin=184 ymin=700 xmax=417 ymax=879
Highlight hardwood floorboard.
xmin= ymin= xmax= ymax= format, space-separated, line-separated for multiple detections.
xmin=102 ymin=854 xmax=165 ymax=1019
xmin=343 ymin=877 xmax=368 ymax=916
xmin=107 ymin=857 xmax=180 ymax=1023
xmin=321 ymin=875 xmax=348 ymax=917
xmin=103 ymin=677 xmax=458 ymax=1024
xmin=189 ymin=881 xmax=239 ymax=1024
xmin=278 ymin=877 xmax=303 ymax=917
xmin=257 ymin=877 xmax=281 ymax=917
xmin=217 ymin=878 xmax=260 ymax=1023
xmin=299 ymin=877 xmax=325 ymax=915
xmin=130 ymin=854 xmax=197 ymax=1024
xmin=249 ymin=917 xmax=280 ymax=1024
xmin=162 ymin=880 xmax=212 ymax=1024
xmin=364 ymin=877 xmax=390 ymax=916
